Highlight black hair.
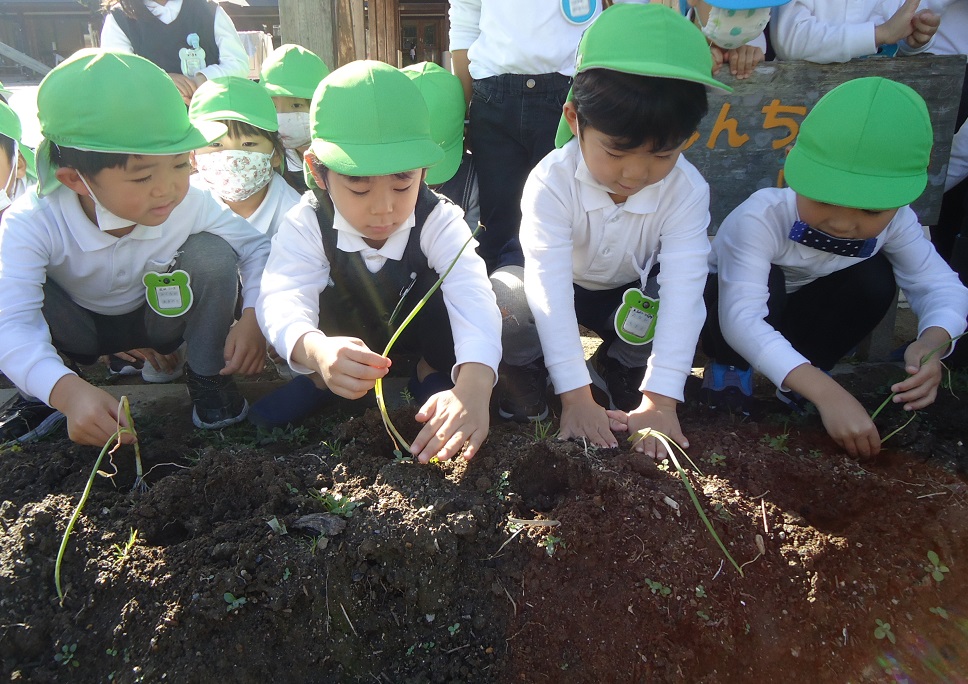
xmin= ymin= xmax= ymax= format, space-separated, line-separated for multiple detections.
xmin=0 ymin=134 xmax=14 ymax=164
xmin=572 ymin=68 xmax=708 ymax=152
xmin=49 ymin=144 xmax=130 ymax=177
xmin=222 ymin=119 xmax=287 ymax=173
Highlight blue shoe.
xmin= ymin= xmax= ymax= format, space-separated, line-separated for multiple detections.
xmin=407 ymin=371 xmax=454 ymax=405
xmin=248 ymin=375 xmax=332 ymax=429
xmin=701 ymin=363 xmax=753 ymax=415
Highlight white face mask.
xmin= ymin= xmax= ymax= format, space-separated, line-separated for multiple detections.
xmin=276 ymin=112 xmax=312 ymax=150
xmin=194 ymin=149 xmax=274 ymax=203
xmin=0 ymin=142 xmax=21 ymax=214
xmin=701 ymin=6 xmax=771 ymax=50
xmin=77 ymin=173 xmax=138 ymax=232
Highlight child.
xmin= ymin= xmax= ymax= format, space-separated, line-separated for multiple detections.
xmin=260 ymin=44 xmax=330 ymax=195
xmin=189 ymin=76 xmax=300 ymax=238
xmin=0 ymin=50 xmax=270 ymax=445
xmin=771 ymin=0 xmax=941 ymax=63
xmin=492 ymin=3 xmax=729 ymax=458
xmin=100 ymin=0 xmax=249 ymax=104
xmin=685 ymin=0 xmax=791 ymax=79
xmin=401 ymin=61 xmax=479 ymax=231
xmin=0 ymin=101 xmax=30 ymax=218
xmin=702 ymin=77 xmax=968 ymax=459
xmin=254 ymin=60 xmax=501 ymax=464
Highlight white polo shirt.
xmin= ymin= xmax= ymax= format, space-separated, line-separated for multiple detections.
xmin=710 ymin=187 xmax=968 ymax=388
xmin=0 ymin=184 xmax=270 ymax=403
xmin=193 ymin=173 xmax=301 ymax=238
xmin=520 ymin=139 xmax=711 ymax=402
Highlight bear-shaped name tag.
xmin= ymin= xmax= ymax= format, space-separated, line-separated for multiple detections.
xmin=179 ymin=33 xmax=207 ymax=77
xmin=144 ymin=270 xmax=193 ymax=317
xmin=613 ymin=288 xmax=659 ymax=345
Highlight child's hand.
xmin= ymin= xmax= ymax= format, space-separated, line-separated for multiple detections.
xmin=815 ymin=386 xmax=881 ymax=459
xmin=168 ymin=73 xmax=200 ymax=105
xmin=48 ymin=375 xmax=134 ymax=447
xmin=724 ymin=45 xmax=764 ymax=80
xmin=222 ymin=308 xmax=267 ymax=376
xmin=410 ymin=363 xmax=493 ymax=463
xmin=875 ymin=0 xmax=919 ymax=47
xmin=305 ymin=333 xmax=390 ymax=400
xmin=906 ymin=9 xmax=940 ymax=49
xmin=627 ymin=392 xmax=687 ymax=460
xmin=891 ymin=327 xmax=949 ymax=410
xmin=709 ymin=45 xmax=726 ymax=76
xmin=558 ymin=386 xmax=618 ymax=448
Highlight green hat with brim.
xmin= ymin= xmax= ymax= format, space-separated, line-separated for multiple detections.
xmin=555 ymin=3 xmax=731 ymax=148
xmin=309 ymin=60 xmax=443 ymax=178
xmin=190 ymin=76 xmax=280 ymax=132
xmin=0 ymin=81 xmax=10 ymax=100
xmin=401 ymin=61 xmax=464 ymax=185
xmin=784 ymin=77 xmax=932 ymax=210
xmin=0 ymin=100 xmax=35 ymax=179
xmin=261 ymin=44 xmax=330 ymax=101
xmin=35 ymin=49 xmax=226 ymax=196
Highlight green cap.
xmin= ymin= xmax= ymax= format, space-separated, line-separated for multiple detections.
xmin=785 ymin=77 xmax=932 ymax=210
xmin=401 ymin=61 xmax=464 ymax=185
xmin=556 ymin=3 xmax=731 ymax=147
xmin=261 ymin=44 xmax=330 ymax=100
xmin=35 ymin=49 xmax=226 ymax=195
xmin=0 ymin=101 xmax=23 ymax=143
xmin=190 ymin=76 xmax=279 ymax=132
xmin=0 ymin=81 xmax=11 ymax=100
xmin=309 ymin=60 xmax=442 ymax=177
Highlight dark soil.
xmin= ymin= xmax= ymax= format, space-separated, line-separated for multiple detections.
xmin=1 ymin=363 xmax=966 ymax=683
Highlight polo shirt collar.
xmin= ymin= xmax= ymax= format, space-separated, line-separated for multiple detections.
xmin=57 ymin=186 xmax=163 ymax=252
xmin=574 ymin=153 xmax=665 ymax=216
xmin=333 ymin=205 xmax=414 ymax=261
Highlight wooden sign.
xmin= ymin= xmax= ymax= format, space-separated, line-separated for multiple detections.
xmin=684 ymin=55 xmax=964 ymax=232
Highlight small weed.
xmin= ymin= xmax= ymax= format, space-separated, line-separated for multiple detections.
xmin=874 ymin=619 xmax=896 ymax=644
xmin=708 ymin=452 xmax=726 ymax=467
xmin=697 ymin=610 xmax=711 ymax=621
xmin=406 ymin=641 xmax=436 ymax=656
xmin=930 ymin=606 xmax=949 ymax=619
xmin=760 ymin=432 xmax=789 ymax=454
xmin=321 ymin=438 xmax=343 ymax=457
xmin=223 ymin=592 xmax=247 ymax=613
xmin=309 ymin=489 xmax=361 ymax=518
xmin=808 ymin=448 xmax=823 ymax=459
xmin=399 ymin=386 xmax=416 ymax=406
xmin=111 ymin=528 xmax=139 ymax=566
xmin=925 ymin=551 xmax=950 ymax=583
xmin=656 ymin=459 xmax=670 ymax=472
xmin=282 ymin=567 xmax=291 ymax=582
xmin=54 ymin=643 xmax=79 ymax=667
xmin=695 ymin=585 xmax=707 ymax=599
xmin=713 ymin=502 xmax=732 ymax=521
xmin=744 ymin=623 xmax=751 ymax=635
xmin=533 ymin=419 xmax=555 ymax=442
xmin=106 ymin=648 xmax=118 ymax=657
xmin=302 ymin=534 xmax=326 ymax=556
xmin=448 ymin=623 xmax=460 ymax=636
xmin=254 ymin=424 xmax=311 ymax=446
xmin=488 ymin=470 xmax=510 ymax=500
xmin=644 ymin=578 xmax=672 ymax=597
xmin=539 ymin=534 xmax=565 ymax=557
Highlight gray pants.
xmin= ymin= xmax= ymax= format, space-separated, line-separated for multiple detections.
xmin=43 ymin=232 xmax=240 ymax=377
xmin=490 ymin=265 xmax=658 ymax=370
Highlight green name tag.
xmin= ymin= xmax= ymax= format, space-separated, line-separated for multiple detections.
xmin=614 ymin=288 xmax=659 ymax=345
xmin=144 ymin=270 xmax=193 ymax=318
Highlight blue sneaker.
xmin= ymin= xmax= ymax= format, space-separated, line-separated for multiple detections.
xmin=248 ymin=375 xmax=332 ymax=429
xmin=701 ymin=363 xmax=753 ymax=415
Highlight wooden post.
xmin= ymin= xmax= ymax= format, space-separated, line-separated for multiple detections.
xmin=278 ymin=0 xmax=337 ymax=69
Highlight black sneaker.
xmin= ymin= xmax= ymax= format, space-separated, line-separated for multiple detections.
xmin=185 ymin=366 xmax=249 ymax=429
xmin=0 ymin=395 xmax=66 ymax=443
xmin=108 ymin=355 xmax=143 ymax=377
xmin=497 ymin=360 xmax=549 ymax=422
xmin=587 ymin=346 xmax=646 ymax=412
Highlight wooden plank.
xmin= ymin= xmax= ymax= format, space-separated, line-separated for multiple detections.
xmin=278 ymin=0 xmax=336 ymax=70
xmin=687 ymin=55 xmax=963 ymax=232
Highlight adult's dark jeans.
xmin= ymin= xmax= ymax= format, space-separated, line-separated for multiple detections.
xmin=468 ymin=72 xmax=571 ymax=271
xmin=703 ymin=252 xmax=896 ymax=372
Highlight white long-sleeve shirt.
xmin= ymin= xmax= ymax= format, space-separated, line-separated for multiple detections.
xmin=191 ymin=173 xmax=300 ymax=238
xmin=710 ymin=187 xmax=968 ymax=388
xmin=922 ymin=0 xmax=968 ymax=60
xmin=771 ymin=0 xmax=936 ymax=63
xmin=520 ymin=140 xmax=711 ymax=402
xmin=448 ymin=0 xmax=601 ymax=78
xmin=257 ymin=193 xmax=502 ymax=380
xmin=100 ymin=0 xmax=249 ymax=81
xmin=0 ymin=185 xmax=270 ymax=403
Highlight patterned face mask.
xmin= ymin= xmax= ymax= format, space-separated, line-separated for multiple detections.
xmin=788 ymin=220 xmax=877 ymax=258
xmin=276 ymin=112 xmax=312 ymax=150
xmin=194 ymin=150 xmax=274 ymax=203
xmin=700 ymin=6 xmax=771 ymax=50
